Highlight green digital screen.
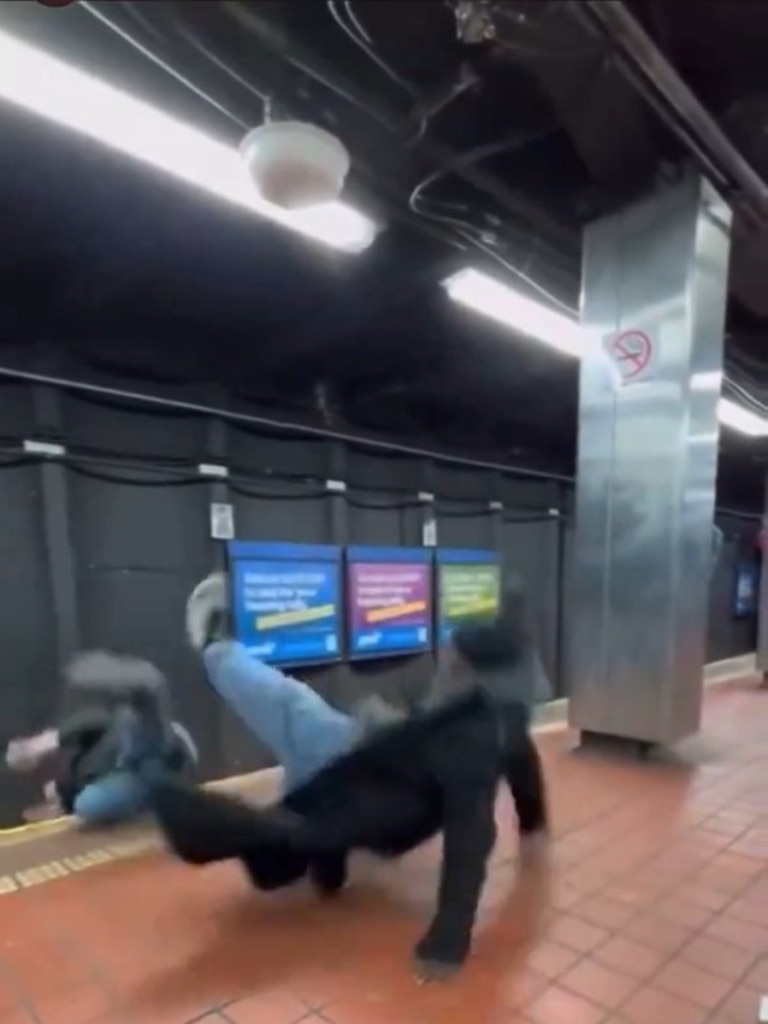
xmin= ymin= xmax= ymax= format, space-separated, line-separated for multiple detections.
xmin=438 ymin=562 xmax=501 ymax=642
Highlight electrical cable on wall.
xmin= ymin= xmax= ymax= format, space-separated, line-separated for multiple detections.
xmin=0 ymin=445 xmax=568 ymax=519
xmin=0 ymin=446 xmax=758 ymax=521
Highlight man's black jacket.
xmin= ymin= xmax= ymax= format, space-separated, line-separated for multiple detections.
xmin=150 ymin=690 xmax=531 ymax=971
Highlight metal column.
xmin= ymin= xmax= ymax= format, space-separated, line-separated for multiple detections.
xmin=569 ymin=171 xmax=732 ymax=748
xmin=758 ymin=474 xmax=768 ymax=683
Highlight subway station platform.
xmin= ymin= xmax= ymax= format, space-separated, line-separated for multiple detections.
xmin=0 ymin=680 xmax=764 ymax=1024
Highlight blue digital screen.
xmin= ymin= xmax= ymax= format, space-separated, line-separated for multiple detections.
xmin=228 ymin=542 xmax=341 ymax=667
xmin=346 ymin=546 xmax=432 ymax=660
xmin=733 ymin=561 xmax=759 ymax=618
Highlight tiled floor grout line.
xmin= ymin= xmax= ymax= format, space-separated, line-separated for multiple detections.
xmin=0 ymin=958 xmax=38 ymax=1024
xmin=542 ymin=798 xmax=763 ymax=1023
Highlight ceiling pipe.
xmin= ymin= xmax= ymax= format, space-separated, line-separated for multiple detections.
xmin=573 ymin=1 xmax=768 ymax=224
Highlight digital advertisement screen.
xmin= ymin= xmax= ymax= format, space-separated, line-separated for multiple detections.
xmin=437 ymin=549 xmax=501 ymax=645
xmin=733 ymin=561 xmax=759 ymax=618
xmin=347 ymin=546 xmax=432 ymax=659
xmin=227 ymin=541 xmax=341 ymax=667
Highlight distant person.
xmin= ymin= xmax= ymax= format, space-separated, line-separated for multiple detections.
xmin=6 ymin=653 xmax=198 ymax=826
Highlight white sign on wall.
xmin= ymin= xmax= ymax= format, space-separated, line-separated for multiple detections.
xmin=210 ymin=502 xmax=235 ymax=541
xmin=422 ymin=513 xmax=438 ymax=547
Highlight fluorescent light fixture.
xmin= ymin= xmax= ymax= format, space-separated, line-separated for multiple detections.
xmin=718 ymin=397 xmax=768 ymax=437
xmin=442 ymin=267 xmax=585 ymax=357
xmin=0 ymin=28 xmax=376 ymax=253
xmin=690 ymin=370 xmax=723 ymax=391
xmin=444 ymin=267 xmax=768 ymax=438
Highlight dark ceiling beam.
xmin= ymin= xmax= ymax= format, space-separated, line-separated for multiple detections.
xmin=571 ymin=0 xmax=768 ymax=222
xmin=570 ymin=0 xmax=768 ymax=324
xmin=497 ymin=19 xmax=657 ymax=190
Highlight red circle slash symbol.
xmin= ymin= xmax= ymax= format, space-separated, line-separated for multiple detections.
xmin=609 ymin=329 xmax=652 ymax=381
xmin=37 ymin=0 xmax=75 ymax=6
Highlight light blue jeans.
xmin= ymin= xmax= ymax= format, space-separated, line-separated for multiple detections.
xmin=202 ymin=641 xmax=356 ymax=792
xmin=73 ymin=771 xmax=150 ymax=826
xmin=72 ymin=708 xmax=173 ymax=826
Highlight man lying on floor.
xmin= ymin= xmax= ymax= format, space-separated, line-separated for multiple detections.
xmin=6 ymin=653 xmax=197 ymax=826
xmin=147 ymin=581 xmax=550 ymax=979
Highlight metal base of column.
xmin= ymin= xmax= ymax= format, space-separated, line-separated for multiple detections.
xmin=575 ymin=730 xmax=657 ymax=761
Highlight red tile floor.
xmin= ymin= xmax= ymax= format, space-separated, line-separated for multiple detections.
xmin=0 ymin=680 xmax=764 ymax=1024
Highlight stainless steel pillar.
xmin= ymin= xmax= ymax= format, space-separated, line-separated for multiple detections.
xmin=569 ymin=171 xmax=733 ymax=748
xmin=758 ymin=475 xmax=768 ymax=683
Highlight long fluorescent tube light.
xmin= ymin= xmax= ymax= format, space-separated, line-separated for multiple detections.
xmin=443 ymin=268 xmax=768 ymax=438
xmin=0 ymin=28 xmax=376 ymax=254
xmin=717 ymin=397 xmax=768 ymax=437
xmin=442 ymin=267 xmax=585 ymax=357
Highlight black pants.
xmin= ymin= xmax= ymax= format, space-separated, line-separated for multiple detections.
xmin=504 ymin=732 xmax=548 ymax=835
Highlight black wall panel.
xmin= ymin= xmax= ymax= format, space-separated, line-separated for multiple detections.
xmin=0 ymin=465 xmax=57 ymax=824
xmin=229 ymin=426 xmax=329 ymax=479
xmin=62 ymin=393 xmax=208 ymax=461
xmin=435 ymin=463 xmax=496 ymax=501
xmin=346 ymin=448 xmax=424 ymax=492
xmin=0 ymin=382 xmax=35 ymax=441
xmin=233 ymin=485 xmax=332 ymax=545
xmin=435 ymin=508 xmax=496 ymax=548
xmin=67 ymin=471 xmax=220 ymax=773
xmin=346 ymin=494 xmax=418 ymax=546
xmin=498 ymin=477 xmax=559 ymax=509
xmin=502 ymin=517 xmax=562 ymax=687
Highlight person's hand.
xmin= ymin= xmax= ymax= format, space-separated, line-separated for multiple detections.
xmin=6 ymin=740 xmax=34 ymax=771
xmin=6 ymin=730 xmax=59 ymax=771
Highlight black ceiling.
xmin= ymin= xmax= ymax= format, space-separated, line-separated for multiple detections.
xmin=0 ymin=1 xmax=765 ymax=509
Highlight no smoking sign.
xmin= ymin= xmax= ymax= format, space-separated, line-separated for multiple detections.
xmin=604 ymin=329 xmax=656 ymax=386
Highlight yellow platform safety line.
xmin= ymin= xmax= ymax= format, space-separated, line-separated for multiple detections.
xmin=0 ymin=816 xmax=68 ymax=841
xmin=0 ymin=767 xmax=273 ymax=839
xmin=0 ymin=836 xmax=160 ymax=896
xmin=17 ymin=861 xmax=70 ymax=887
